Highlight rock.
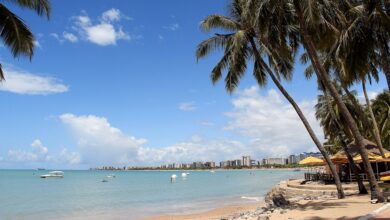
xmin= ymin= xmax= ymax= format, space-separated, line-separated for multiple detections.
xmin=257 ymin=215 xmax=270 ymax=220
xmin=272 ymin=194 xmax=290 ymax=207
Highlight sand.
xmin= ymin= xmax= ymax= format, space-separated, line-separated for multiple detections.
xmin=144 ymin=194 xmax=390 ymax=220
xmin=143 ymin=203 xmax=261 ymax=220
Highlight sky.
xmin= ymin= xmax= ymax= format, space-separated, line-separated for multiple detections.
xmin=0 ymin=0 xmax=387 ymax=169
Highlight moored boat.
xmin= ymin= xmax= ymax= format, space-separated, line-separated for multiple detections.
xmin=40 ymin=171 xmax=64 ymax=178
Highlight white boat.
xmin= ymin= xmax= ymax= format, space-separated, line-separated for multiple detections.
xmin=40 ymin=171 xmax=64 ymax=178
xmin=181 ymin=173 xmax=187 ymax=177
xmin=106 ymin=174 xmax=116 ymax=178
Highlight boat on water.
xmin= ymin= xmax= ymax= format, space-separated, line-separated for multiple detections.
xmin=293 ymin=168 xmax=301 ymax=172
xmin=40 ymin=171 xmax=64 ymax=178
xmin=106 ymin=174 xmax=116 ymax=178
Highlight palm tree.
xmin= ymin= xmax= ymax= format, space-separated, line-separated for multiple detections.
xmin=334 ymin=0 xmax=386 ymax=156
xmin=0 ymin=0 xmax=50 ymax=80
xmin=196 ymin=0 xmax=345 ymax=198
xmin=315 ymin=82 xmax=367 ymax=194
xmin=372 ymin=91 xmax=390 ymax=149
xmin=288 ymin=0 xmax=383 ymax=201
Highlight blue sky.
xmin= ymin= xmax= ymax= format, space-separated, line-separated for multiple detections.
xmin=0 ymin=0 xmax=387 ymax=169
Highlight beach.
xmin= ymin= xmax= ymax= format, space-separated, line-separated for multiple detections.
xmin=144 ymin=179 xmax=390 ymax=220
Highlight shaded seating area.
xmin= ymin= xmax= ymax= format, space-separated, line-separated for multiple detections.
xmin=302 ymin=139 xmax=390 ymax=183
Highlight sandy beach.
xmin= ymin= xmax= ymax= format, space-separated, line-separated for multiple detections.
xmin=143 ymin=177 xmax=390 ymax=220
xmin=144 ymin=194 xmax=388 ymax=220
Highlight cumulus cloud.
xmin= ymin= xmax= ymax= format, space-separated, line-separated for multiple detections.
xmin=6 ymin=139 xmax=80 ymax=165
xmin=59 ymin=113 xmax=248 ymax=166
xmin=60 ymin=113 xmax=147 ymax=165
xmin=56 ymin=87 xmax=324 ymax=166
xmin=225 ymin=86 xmax=322 ymax=157
xmin=70 ymin=9 xmax=132 ymax=46
xmin=0 ymin=67 xmax=68 ymax=95
xmin=8 ymin=139 xmax=51 ymax=162
xmin=179 ymin=102 xmax=196 ymax=111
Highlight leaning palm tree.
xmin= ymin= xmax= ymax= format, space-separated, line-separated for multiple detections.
xmin=286 ymin=0 xmax=383 ymax=201
xmin=0 ymin=0 xmax=50 ymax=80
xmin=196 ymin=0 xmax=345 ymax=198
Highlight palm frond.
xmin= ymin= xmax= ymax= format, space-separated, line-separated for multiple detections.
xmin=6 ymin=0 xmax=50 ymax=18
xmin=0 ymin=4 xmax=34 ymax=59
xmin=196 ymin=34 xmax=232 ymax=60
xmin=200 ymin=15 xmax=239 ymax=32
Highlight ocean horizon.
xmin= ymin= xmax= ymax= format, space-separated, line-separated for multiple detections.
xmin=0 ymin=169 xmax=302 ymax=220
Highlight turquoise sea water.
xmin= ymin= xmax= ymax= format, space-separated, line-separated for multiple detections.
xmin=0 ymin=169 xmax=302 ymax=220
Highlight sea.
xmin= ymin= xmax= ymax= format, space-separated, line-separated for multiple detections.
xmin=0 ymin=169 xmax=303 ymax=220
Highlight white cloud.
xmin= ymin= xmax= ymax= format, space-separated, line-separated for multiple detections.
xmin=8 ymin=139 xmax=51 ymax=162
xmin=59 ymin=148 xmax=81 ymax=165
xmin=33 ymin=40 xmax=41 ymax=48
xmin=6 ymin=139 xmax=80 ymax=165
xmin=57 ymin=87 xmax=324 ymax=166
xmin=0 ymin=67 xmax=68 ymax=95
xmin=164 ymin=23 xmax=180 ymax=31
xmin=225 ymin=86 xmax=322 ymax=157
xmin=59 ymin=113 xmax=247 ymax=166
xmin=71 ymin=9 xmax=132 ymax=46
xmin=357 ymin=90 xmax=380 ymax=104
xmin=60 ymin=113 xmax=147 ymax=165
xmin=158 ymin=34 xmax=164 ymax=40
xmin=101 ymin=8 xmax=121 ymax=22
xmin=179 ymin=102 xmax=196 ymax=111
xmin=63 ymin=32 xmax=78 ymax=43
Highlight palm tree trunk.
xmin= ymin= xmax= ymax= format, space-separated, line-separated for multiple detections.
xmin=362 ymin=81 xmax=385 ymax=157
xmin=295 ymin=6 xmax=383 ymax=201
xmin=322 ymin=87 xmax=367 ymax=194
xmin=247 ymin=35 xmax=345 ymax=199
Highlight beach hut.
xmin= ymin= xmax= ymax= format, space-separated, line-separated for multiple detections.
xmin=330 ymin=139 xmax=390 ymax=181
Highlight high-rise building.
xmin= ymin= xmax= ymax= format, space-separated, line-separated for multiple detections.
xmin=242 ymin=156 xmax=251 ymax=167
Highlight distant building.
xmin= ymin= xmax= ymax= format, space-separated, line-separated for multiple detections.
xmin=232 ymin=159 xmax=242 ymax=167
xmin=288 ymin=155 xmax=298 ymax=164
xmin=204 ymin=161 xmax=216 ymax=168
xmin=192 ymin=162 xmax=204 ymax=168
xmin=250 ymin=160 xmax=257 ymax=166
xmin=242 ymin=156 xmax=251 ymax=167
xmin=267 ymin=157 xmax=287 ymax=165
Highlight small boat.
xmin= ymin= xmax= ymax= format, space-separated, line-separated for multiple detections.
xmin=181 ymin=173 xmax=187 ymax=177
xmin=106 ymin=174 xmax=116 ymax=178
xmin=102 ymin=179 xmax=108 ymax=182
xmin=210 ymin=170 xmax=216 ymax=173
xmin=293 ymin=168 xmax=301 ymax=172
xmin=40 ymin=171 xmax=64 ymax=178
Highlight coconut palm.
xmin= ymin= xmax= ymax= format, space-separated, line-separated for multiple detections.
xmin=287 ymin=0 xmax=383 ymax=200
xmin=372 ymin=91 xmax=390 ymax=149
xmin=196 ymin=0 xmax=345 ymax=198
xmin=334 ymin=0 xmax=386 ymax=155
xmin=0 ymin=0 xmax=50 ymax=80
xmin=315 ymin=82 xmax=368 ymax=194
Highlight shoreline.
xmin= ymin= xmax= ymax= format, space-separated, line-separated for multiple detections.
xmin=143 ymin=179 xmax=390 ymax=220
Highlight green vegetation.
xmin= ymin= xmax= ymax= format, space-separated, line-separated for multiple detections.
xmin=0 ymin=0 xmax=50 ymax=80
xmin=197 ymin=0 xmax=389 ymax=201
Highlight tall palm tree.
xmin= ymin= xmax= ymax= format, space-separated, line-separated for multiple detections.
xmin=334 ymin=0 xmax=386 ymax=156
xmin=372 ymin=91 xmax=390 ymax=149
xmin=288 ymin=0 xmax=383 ymax=201
xmin=196 ymin=0 xmax=345 ymax=198
xmin=315 ymin=82 xmax=367 ymax=194
xmin=0 ymin=0 xmax=50 ymax=80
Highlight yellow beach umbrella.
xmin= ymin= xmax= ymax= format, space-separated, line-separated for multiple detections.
xmin=299 ymin=156 xmax=325 ymax=165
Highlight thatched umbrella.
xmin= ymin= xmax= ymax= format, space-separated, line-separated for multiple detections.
xmin=331 ymin=139 xmax=389 ymax=164
xmin=299 ymin=156 xmax=325 ymax=165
